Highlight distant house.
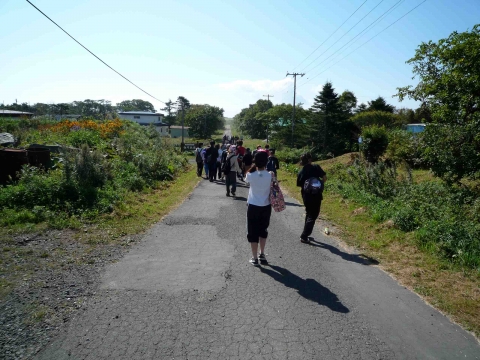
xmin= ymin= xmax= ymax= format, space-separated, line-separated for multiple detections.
xmin=169 ymin=126 xmax=190 ymax=138
xmin=0 ymin=110 xmax=33 ymax=118
xmin=405 ymin=123 xmax=426 ymax=133
xmin=118 ymin=111 xmax=169 ymax=136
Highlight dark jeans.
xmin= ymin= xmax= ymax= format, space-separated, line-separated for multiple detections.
xmin=208 ymin=162 xmax=216 ymax=181
xmin=196 ymin=162 xmax=203 ymax=177
xmin=225 ymin=172 xmax=237 ymax=194
xmin=247 ymin=204 xmax=272 ymax=243
xmin=217 ymin=161 xmax=222 ymax=179
xmin=301 ymin=194 xmax=322 ymax=239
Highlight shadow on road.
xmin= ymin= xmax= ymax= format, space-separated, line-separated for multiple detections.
xmin=233 ymin=196 xmax=247 ymax=202
xmin=309 ymin=239 xmax=379 ymax=265
xmin=285 ymin=201 xmax=303 ymax=207
xmin=260 ymin=264 xmax=349 ymax=313
xmin=212 ymin=181 xmax=250 ymax=189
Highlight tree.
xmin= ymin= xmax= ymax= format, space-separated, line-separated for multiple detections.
xmin=259 ymin=103 xmax=311 ymax=148
xmin=116 ymin=99 xmax=155 ymax=112
xmin=161 ymin=99 xmax=177 ymax=125
xmin=338 ymin=90 xmax=358 ymax=115
xmin=355 ymin=103 xmax=368 ymax=114
xmin=397 ymin=24 xmax=480 ymax=183
xmin=367 ymin=97 xmax=395 ymax=113
xmin=233 ymin=99 xmax=273 ymax=139
xmin=351 ymin=111 xmax=403 ymax=129
xmin=310 ymin=82 xmax=353 ymax=155
xmin=184 ymin=104 xmax=224 ymax=138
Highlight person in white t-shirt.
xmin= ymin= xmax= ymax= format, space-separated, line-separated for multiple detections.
xmin=244 ymin=150 xmax=272 ymax=266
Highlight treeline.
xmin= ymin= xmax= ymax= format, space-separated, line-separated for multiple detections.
xmin=1 ymin=96 xmax=226 ymax=139
xmin=234 ymin=88 xmax=429 ymax=156
xmin=234 ymin=24 xmax=480 ymax=185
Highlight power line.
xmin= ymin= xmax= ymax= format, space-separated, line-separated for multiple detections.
xmin=299 ymin=0 xmax=427 ymax=88
xmin=301 ymin=0 xmax=386 ymax=73
xmin=25 ymin=0 xmax=165 ymax=105
xmin=304 ymin=0 xmax=404 ymax=77
xmin=292 ymin=0 xmax=368 ymax=72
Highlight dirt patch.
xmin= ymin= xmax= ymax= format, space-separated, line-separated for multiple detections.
xmin=0 ymin=229 xmax=142 ymax=360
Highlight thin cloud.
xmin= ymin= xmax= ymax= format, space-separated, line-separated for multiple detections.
xmin=218 ymin=78 xmax=293 ymax=92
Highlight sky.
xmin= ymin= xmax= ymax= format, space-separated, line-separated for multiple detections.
xmin=0 ymin=0 xmax=479 ymax=117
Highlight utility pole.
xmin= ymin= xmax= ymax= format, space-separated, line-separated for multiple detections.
xmin=286 ymin=72 xmax=304 ymax=148
xmin=263 ymin=94 xmax=274 ymax=102
xmin=263 ymin=94 xmax=274 ymax=144
xmin=204 ymin=114 xmax=207 ymax=140
xmin=180 ymin=103 xmax=185 ymax=152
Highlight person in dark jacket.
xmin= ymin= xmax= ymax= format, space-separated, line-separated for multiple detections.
xmin=243 ymin=148 xmax=253 ymax=175
xmin=205 ymin=141 xmax=217 ymax=182
xmin=296 ymin=153 xmax=327 ymax=244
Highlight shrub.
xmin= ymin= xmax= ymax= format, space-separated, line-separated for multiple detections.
xmin=68 ymin=129 xmax=101 ymax=148
xmin=385 ymin=129 xmax=425 ymax=167
xmin=276 ymin=148 xmax=308 ymax=164
xmin=351 ymin=110 xmax=403 ymax=129
xmin=360 ymin=125 xmax=389 ymax=163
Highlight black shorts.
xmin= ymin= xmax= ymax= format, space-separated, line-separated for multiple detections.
xmin=246 ymin=204 xmax=272 ymax=243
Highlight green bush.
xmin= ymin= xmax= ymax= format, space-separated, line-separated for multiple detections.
xmin=276 ymin=148 xmax=307 ymax=164
xmin=0 ymin=120 xmax=188 ymax=229
xmin=360 ymin=125 xmax=389 ymax=163
xmin=385 ymin=129 xmax=425 ymax=167
xmin=328 ymin=160 xmax=480 ymax=269
xmin=67 ymin=129 xmax=101 ymax=148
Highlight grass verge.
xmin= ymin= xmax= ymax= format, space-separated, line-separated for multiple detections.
xmin=277 ymin=166 xmax=480 ymax=338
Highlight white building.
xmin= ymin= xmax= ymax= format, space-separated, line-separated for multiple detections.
xmin=118 ymin=111 xmax=169 ymax=136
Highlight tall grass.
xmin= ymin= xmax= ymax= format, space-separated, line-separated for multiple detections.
xmin=0 ymin=119 xmax=188 ymax=227
xmin=329 ymin=159 xmax=480 ymax=269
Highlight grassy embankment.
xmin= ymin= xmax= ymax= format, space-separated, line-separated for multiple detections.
xmin=0 ymin=118 xmax=201 ymax=301
xmin=277 ymin=154 xmax=480 ymax=338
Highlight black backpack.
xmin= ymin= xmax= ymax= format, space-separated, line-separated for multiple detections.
xmin=303 ymin=177 xmax=323 ymax=195
xmin=195 ymin=148 xmax=203 ymax=163
xmin=266 ymin=157 xmax=276 ymax=172
xmin=222 ymin=155 xmax=234 ymax=175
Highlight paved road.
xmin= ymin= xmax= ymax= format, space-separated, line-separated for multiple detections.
xmin=36 ymin=180 xmax=479 ymax=359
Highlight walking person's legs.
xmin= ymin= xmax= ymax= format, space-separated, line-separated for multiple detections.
xmin=247 ymin=204 xmax=271 ymax=265
xmin=196 ymin=162 xmax=203 ymax=177
xmin=217 ymin=161 xmax=222 ymax=179
xmin=209 ymin=163 xmax=215 ymax=182
xmin=204 ymin=163 xmax=209 ymax=179
xmin=300 ymin=196 xmax=321 ymax=242
xmin=225 ymin=173 xmax=231 ymax=196
xmin=230 ymin=172 xmax=237 ymax=196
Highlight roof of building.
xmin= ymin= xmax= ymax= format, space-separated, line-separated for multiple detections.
xmin=0 ymin=110 xmax=34 ymax=115
xmin=138 ymin=122 xmax=169 ymax=126
xmin=169 ymin=126 xmax=190 ymax=129
xmin=118 ymin=111 xmax=163 ymax=116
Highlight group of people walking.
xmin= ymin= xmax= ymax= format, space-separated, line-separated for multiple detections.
xmin=195 ymin=139 xmax=326 ymax=265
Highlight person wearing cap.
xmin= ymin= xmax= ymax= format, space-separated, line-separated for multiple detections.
xmin=225 ymin=145 xmax=241 ymax=196
xmin=244 ymin=151 xmax=272 ymax=266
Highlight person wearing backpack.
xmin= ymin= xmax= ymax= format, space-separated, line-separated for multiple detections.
xmin=205 ymin=141 xmax=217 ymax=182
xmin=195 ymin=143 xmax=204 ymax=177
xmin=223 ymin=145 xmax=241 ymax=197
xmin=266 ymin=149 xmax=279 ymax=176
xmin=296 ymin=153 xmax=327 ymax=244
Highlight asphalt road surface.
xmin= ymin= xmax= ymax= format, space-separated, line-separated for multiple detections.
xmin=36 ymin=179 xmax=480 ymax=359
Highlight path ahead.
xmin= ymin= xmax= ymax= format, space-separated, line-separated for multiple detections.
xmin=37 ymin=179 xmax=479 ymax=359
